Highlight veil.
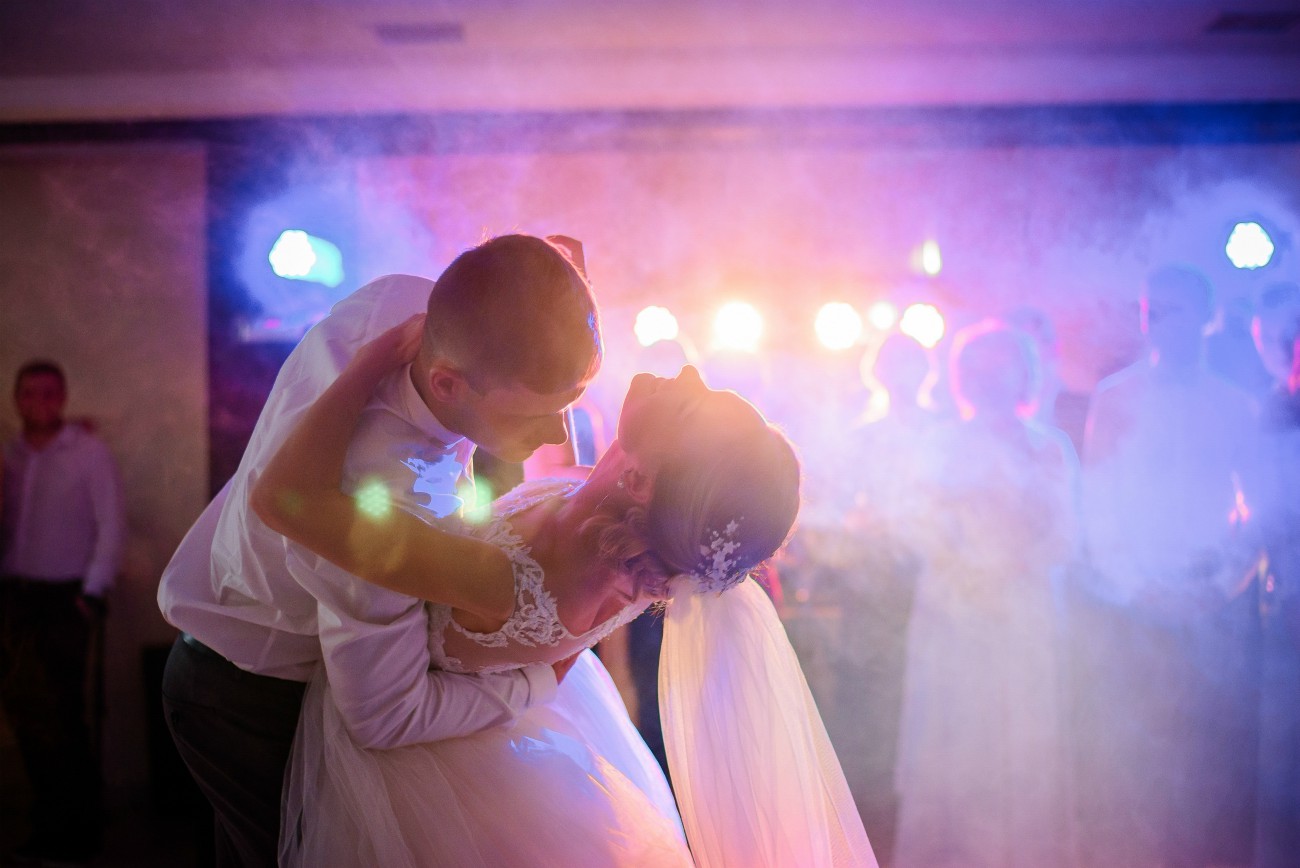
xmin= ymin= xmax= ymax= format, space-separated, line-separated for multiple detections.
xmin=659 ymin=577 xmax=879 ymax=867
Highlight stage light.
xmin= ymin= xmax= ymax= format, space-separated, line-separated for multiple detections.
xmin=900 ymin=303 xmax=945 ymax=348
xmin=815 ymin=302 xmax=863 ymax=351
xmin=712 ymin=301 xmax=764 ymax=352
xmin=921 ymin=240 xmax=942 ymax=276
xmin=634 ymin=306 xmax=680 ymax=347
xmin=868 ymin=301 xmax=898 ymax=330
xmin=269 ymin=229 xmax=345 ymax=287
xmin=1225 ymin=222 xmax=1275 ymax=269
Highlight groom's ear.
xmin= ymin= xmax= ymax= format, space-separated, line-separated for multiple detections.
xmin=425 ymin=362 xmax=471 ymax=404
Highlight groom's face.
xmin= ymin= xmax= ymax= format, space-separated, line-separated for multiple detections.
xmin=454 ymin=379 xmax=587 ymax=464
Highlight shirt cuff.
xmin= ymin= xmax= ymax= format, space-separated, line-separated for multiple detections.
xmin=520 ymin=662 xmax=558 ymax=706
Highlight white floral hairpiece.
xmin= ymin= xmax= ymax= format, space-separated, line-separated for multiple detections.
xmin=691 ymin=518 xmax=748 ymax=593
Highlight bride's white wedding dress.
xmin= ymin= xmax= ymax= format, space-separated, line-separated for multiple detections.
xmin=282 ymin=480 xmax=876 ymax=867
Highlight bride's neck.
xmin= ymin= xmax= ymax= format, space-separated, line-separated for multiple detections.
xmin=510 ymin=481 xmax=600 ymax=568
xmin=554 ymin=475 xmax=619 ymax=535
xmin=535 ymin=480 xmax=627 ymax=609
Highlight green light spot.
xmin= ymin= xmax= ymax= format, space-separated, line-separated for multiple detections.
xmin=356 ymin=478 xmax=392 ymax=520
xmin=461 ymin=479 xmax=493 ymax=525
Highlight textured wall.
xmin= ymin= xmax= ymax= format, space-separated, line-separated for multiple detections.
xmin=0 ymin=143 xmax=207 ymax=793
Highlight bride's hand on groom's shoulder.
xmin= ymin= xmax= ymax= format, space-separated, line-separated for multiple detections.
xmin=351 ymin=313 xmax=427 ymax=376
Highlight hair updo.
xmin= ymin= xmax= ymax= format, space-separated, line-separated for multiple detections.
xmin=585 ymin=395 xmax=802 ymax=597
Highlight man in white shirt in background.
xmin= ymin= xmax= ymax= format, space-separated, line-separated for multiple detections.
xmin=159 ymin=233 xmax=601 ymax=868
xmin=1 ymin=359 xmax=126 ymax=866
xmin=1079 ymin=264 xmax=1263 ymax=867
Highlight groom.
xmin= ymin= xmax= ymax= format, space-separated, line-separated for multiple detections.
xmin=159 ymin=234 xmax=601 ymax=868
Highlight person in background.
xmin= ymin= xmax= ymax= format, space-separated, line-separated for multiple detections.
xmin=0 ymin=359 xmax=125 ymax=866
xmin=1208 ymin=294 xmax=1274 ymax=399
xmin=817 ymin=332 xmax=939 ymax=864
xmin=892 ymin=320 xmax=1079 ymax=868
xmin=1252 ymin=298 xmax=1300 ymax=868
xmin=1006 ymin=305 xmax=1092 ymax=454
xmin=1251 ymin=281 xmax=1300 ymax=394
xmin=1078 ymin=264 xmax=1263 ymax=868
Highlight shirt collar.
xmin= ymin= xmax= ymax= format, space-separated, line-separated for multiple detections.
xmin=17 ymin=423 xmax=79 ymax=455
xmin=385 ymin=364 xmax=468 ymax=452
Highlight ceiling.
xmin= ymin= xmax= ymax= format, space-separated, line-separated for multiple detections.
xmin=2 ymin=0 xmax=1299 ymax=123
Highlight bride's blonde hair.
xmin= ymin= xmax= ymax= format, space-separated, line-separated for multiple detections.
xmin=582 ymin=404 xmax=801 ymax=597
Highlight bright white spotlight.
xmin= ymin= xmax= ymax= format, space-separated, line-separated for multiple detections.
xmin=634 ymin=306 xmax=680 ymax=347
xmin=1225 ymin=221 xmax=1275 ymax=269
xmin=269 ymin=230 xmax=315 ymax=278
xmin=921 ymin=240 xmax=943 ymax=276
xmin=815 ymin=302 xmax=863 ymax=351
xmin=269 ymin=229 xmax=344 ymax=287
xmin=899 ymin=303 xmax=945 ymax=348
xmin=712 ymin=301 xmax=764 ymax=352
xmin=867 ymin=301 xmax=898 ymax=330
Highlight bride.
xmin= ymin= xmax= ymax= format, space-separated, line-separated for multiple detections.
xmin=253 ymin=316 xmax=876 ymax=867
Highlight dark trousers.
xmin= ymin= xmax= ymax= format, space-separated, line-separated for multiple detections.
xmin=161 ymin=634 xmax=306 ymax=868
xmin=626 ymin=610 xmax=667 ymax=777
xmin=0 ymin=578 xmax=101 ymax=857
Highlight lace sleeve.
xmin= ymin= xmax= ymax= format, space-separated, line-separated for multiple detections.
xmin=431 ymin=479 xmax=645 ymax=675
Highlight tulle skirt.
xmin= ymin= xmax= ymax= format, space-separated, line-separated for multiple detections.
xmin=281 ymin=651 xmax=693 ymax=868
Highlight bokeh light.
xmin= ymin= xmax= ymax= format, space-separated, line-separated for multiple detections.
xmin=814 ymin=302 xmax=864 ymax=350
xmin=899 ymin=303 xmax=946 ymax=348
xmin=634 ymin=305 xmax=680 ymax=346
xmin=269 ymin=229 xmax=345 ymax=287
xmin=712 ymin=301 xmax=764 ymax=352
xmin=355 ymin=477 xmax=392 ymax=520
xmin=867 ymin=300 xmax=898 ymax=330
xmin=921 ymin=239 xmax=943 ymax=276
xmin=461 ymin=479 xmax=494 ymax=525
xmin=1225 ymin=221 xmax=1275 ymax=269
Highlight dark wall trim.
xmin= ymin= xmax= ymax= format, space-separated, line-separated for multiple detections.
xmin=3 ymin=102 xmax=1300 ymax=156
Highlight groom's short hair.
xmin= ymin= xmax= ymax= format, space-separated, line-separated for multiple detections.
xmin=422 ymin=234 xmax=602 ymax=394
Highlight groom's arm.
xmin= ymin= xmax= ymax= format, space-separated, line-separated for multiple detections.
xmin=268 ymin=272 xmax=560 ymax=747
xmin=289 ymin=550 xmax=557 ymax=749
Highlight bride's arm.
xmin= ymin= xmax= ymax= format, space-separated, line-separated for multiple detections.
xmin=251 ymin=315 xmax=515 ymax=622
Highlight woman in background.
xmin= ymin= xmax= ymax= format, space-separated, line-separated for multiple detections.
xmin=893 ymin=319 xmax=1079 ymax=868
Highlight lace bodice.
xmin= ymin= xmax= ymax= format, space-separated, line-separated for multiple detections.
xmin=427 ymin=479 xmax=646 ymax=675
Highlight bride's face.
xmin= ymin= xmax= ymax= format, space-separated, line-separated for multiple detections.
xmin=615 ymin=365 xmax=763 ymax=468
xmin=617 ymin=365 xmax=707 ymax=449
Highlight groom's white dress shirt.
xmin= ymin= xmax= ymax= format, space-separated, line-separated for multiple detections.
xmin=159 ymin=274 xmax=556 ymax=749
